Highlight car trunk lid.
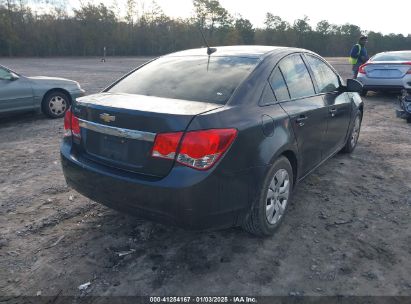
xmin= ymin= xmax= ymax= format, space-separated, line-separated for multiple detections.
xmin=364 ymin=61 xmax=411 ymax=79
xmin=72 ymin=93 xmax=223 ymax=177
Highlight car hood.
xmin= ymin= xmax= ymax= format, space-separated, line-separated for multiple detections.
xmin=27 ymin=76 xmax=79 ymax=86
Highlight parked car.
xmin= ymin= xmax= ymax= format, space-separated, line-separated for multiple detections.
xmin=396 ymin=89 xmax=411 ymax=123
xmin=356 ymin=50 xmax=411 ymax=96
xmin=61 ymin=46 xmax=364 ymax=236
xmin=0 ymin=64 xmax=85 ymax=118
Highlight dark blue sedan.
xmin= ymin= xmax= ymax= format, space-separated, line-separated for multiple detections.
xmin=61 ymin=46 xmax=364 ymax=236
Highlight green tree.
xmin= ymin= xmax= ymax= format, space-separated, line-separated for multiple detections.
xmin=192 ymin=0 xmax=232 ymax=43
xmin=1 ymin=1 xmax=411 ymax=57
xmin=235 ymin=17 xmax=254 ymax=44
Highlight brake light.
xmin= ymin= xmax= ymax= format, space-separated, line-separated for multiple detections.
xmin=358 ymin=63 xmax=369 ymax=74
xmin=63 ymin=109 xmax=81 ymax=139
xmin=398 ymin=62 xmax=411 ymax=74
xmin=151 ymin=129 xmax=237 ymax=170
xmin=178 ymin=129 xmax=238 ymax=170
xmin=63 ymin=109 xmax=72 ymax=137
xmin=152 ymin=132 xmax=183 ymax=159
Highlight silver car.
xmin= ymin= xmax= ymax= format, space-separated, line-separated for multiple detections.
xmin=0 ymin=64 xmax=85 ymax=118
xmin=356 ymin=50 xmax=411 ymax=96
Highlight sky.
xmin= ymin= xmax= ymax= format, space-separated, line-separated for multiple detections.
xmin=63 ymin=0 xmax=410 ymax=36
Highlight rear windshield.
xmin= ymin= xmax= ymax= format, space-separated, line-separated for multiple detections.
xmin=371 ymin=52 xmax=411 ymax=62
xmin=108 ymin=56 xmax=259 ymax=104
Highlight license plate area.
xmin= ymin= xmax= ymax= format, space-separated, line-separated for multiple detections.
xmin=99 ymin=135 xmax=129 ymax=162
xmin=368 ymin=69 xmax=401 ymax=78
xmin=83 ymin=129 xmax=152 ymax=169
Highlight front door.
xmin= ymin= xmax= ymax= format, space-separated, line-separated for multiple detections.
xmin=304 ymin=54 xmax=352 ymax=156
xmin=0 ymin=67 xmax=34 ymax=113
xmin=322 ymin=92 xmax=351 ymax=155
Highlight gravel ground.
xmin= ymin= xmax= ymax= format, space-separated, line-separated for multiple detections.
xmin=0 ymin=57 xmax=410 ymax=298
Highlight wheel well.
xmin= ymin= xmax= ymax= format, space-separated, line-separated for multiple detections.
xmin=42 ymin=88 xmax=72 ymax=105
xmin=358 ymin=104 xmax=364 ymax=119
xmin=281 ymin=150 xmax=298 ymax=184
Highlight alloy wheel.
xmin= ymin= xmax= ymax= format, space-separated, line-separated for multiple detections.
xmin=266 ymin=169 xmax=290 ymax=225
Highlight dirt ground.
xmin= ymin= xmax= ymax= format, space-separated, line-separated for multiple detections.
xmin=0 ymin=57 xmax=410 ymax=298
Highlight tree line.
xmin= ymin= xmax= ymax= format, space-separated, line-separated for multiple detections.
xmin=0 ymin=0 xmax=410 ymax=57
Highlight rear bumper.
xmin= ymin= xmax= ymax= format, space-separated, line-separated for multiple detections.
xmin=61 ymin=141 xmax=266 ymax=230
xmin=362 ymin=85 xmax=406 ymax=91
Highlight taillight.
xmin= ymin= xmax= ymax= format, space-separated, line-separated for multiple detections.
xmin=63 ymin=108 xmax=81 ymax=139
xmin=152 ymin=132 xmax=183 ymax=159
xmin=358 ymin=63 xmax=369 ymax=74
xmin=151 ymin=129 xmax=237 ymax=170
xmin=400 ymin=62 xmax=411 ymax=74
xmin=63 ymin=109 xmax=72 ymax=137
xmin=177 ymin=129 xmax=238 ymax=170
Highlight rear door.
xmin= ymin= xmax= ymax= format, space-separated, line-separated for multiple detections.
xmin=304 ymin=54 xmax=351 ymax=157
xmin=272 ymin=54 xmax=328 ymax=177
xmin=0 ymin=67 xmax=34 ymax=112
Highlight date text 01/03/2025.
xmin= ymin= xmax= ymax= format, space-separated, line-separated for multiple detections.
xmin=149 ymin=296 xmax=257 ymax=303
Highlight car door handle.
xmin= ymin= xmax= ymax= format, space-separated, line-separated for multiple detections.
xmin=296 ymin=115 xmax=308 ymax=126
xmin=329 ymin=108 xmax=337 ymax=117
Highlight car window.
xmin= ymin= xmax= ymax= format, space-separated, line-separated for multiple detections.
xmin=371 ymin=52 xmax=411 ymax=61
xmin=0 ymin=67 xmax=12 ymax=80
xmin=259 ymin=82 xmax=277 ymax=105
xmin=306 ymin=55 xmax=340 ymax=93
xmin=108 ymin=56 xmax=259 ymax=104
xmin=279 ymin=54 xmax=315 ymax=99
xmin=269 ymin=67 xmax=290 ymax=102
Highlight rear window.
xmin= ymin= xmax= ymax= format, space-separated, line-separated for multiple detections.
xmin=108 ymin=56 xmax=259 ymax=104
xmin=371 ymin=52 xmax=411 ymax=62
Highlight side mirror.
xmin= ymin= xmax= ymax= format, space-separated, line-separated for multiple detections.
xmin=345 ymin=79 xmax=363 ymax=93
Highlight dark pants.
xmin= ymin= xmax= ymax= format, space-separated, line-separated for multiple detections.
xmin=352 ymin=64 xmax=360 ymax=79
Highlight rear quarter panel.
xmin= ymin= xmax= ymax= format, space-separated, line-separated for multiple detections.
xmin=187 ymin=102 xmax=298 ymax=177
xmin=186 ymin=103 xmax=298 ymax=217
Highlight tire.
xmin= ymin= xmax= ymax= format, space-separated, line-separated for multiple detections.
xmin=406 ymin=116 xmax=411 ymax=123
xmin=42 ymin=91 xmax=70 ymax=118
xmin=341 ymin=112 xmax=362 ymax=153
xmin=242 ymin=156 xmax=293 ymax=237
xmin=360 ymin=89 xmax=368 ymax=97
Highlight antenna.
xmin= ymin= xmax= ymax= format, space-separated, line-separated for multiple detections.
xmin=199 ymin=26 xmax=217 ymax=56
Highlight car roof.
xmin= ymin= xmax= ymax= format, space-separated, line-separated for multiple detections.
xmin=165 ymin=45 xmax=298 ymax=59
xmin=375 ymin=50 xmax=411 ymax=54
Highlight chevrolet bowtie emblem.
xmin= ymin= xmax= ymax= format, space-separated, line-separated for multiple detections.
xmin=100 ymin=113 xmax=116 ymax=123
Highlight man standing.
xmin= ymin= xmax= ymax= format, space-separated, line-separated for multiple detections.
xmin=349 ymin=36 xmax=369 ymax=78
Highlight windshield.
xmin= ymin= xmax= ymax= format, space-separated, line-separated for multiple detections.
xmin=108 ymin=56 xmax=259 ymax=104
xmin=371 ymin=52 xmax=411 ymax=62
